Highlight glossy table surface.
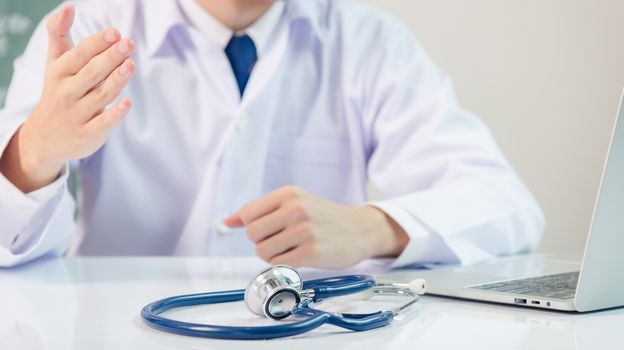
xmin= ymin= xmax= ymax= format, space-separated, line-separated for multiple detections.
xmin=1 ymin=257 xmax=623 ymax=350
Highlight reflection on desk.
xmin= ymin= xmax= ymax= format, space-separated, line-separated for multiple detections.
xmin=1 ymin=257 xmax=623 ymax=349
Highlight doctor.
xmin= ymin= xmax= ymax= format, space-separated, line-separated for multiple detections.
xmin=0 ymin=0 xmax=544 ymax=268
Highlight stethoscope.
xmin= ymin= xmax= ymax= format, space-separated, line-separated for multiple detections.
xmin=141 ymin=265 xmax=427 ymax=340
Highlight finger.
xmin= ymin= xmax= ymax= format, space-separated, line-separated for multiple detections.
xmin=269 ymin=246 xmax=312 ymax=268
xmin=47 ymin=5 xmax=75 ymax=61
xmin=54 ymin=28 xmax=122 ymax=76
xmin=78 ymin=59 xmax=136 ymax=120
xmin=255 ymin=225 xmax=308 ymax=262
xmin=245 ymin=207 xmax=291 ymax=243
xmin=238 ymin=187 xmax=299 ymax=224
xmin=71 ymin=38 xmax=134 ymax=97
xmin=223 ymin=214 xmax=245 ymax=228
xmin=83 ymin=98 xmax=132 ymax=133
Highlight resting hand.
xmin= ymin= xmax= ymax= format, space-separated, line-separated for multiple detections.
xmin=0 ymin=5 xmax=136 ymax=193
xmin=224 ymin=186 xmax=409 ymax=269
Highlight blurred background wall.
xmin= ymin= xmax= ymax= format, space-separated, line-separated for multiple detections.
xmin=0 ymin=0 xmax=61 ymax=106
xmin=2 ymin=0 xmax=623 ymax=255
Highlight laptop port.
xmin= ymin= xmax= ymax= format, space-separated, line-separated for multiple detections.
xmin=531 ymin=300 xmax=541 ymax=305
xmin=514 ymin=298 xmax=527 ymax=305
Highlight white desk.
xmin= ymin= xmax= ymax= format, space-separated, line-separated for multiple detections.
xmin=1 ymin=257 xmax=623 ymax=349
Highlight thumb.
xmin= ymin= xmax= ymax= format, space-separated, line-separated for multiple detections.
xmin=223 ymin=213 xmax=245 ymax=228
xmin=46 ymin=5 xmax=75 ymax=61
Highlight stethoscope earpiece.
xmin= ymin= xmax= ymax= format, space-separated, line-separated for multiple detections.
xmin=409 ymin=278 xmax=428 ymax=295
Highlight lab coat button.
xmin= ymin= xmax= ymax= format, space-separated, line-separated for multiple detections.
xmin=235 ymin=115 xmax=248 ymax=131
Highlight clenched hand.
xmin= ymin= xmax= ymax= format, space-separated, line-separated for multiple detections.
xmin=224 ymin=186 xmax=409 ymax=269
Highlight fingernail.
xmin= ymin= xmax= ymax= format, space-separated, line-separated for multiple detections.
xmin=117 ymin=40 xmax=130 ymax=54
xmin=118 ymin=61 xmax=129 ymax=76
xmin=118 ymin=99 xmax=130 ymax=111
xmin=104 ymin=29 xmax=119 ymax=43
xmin=60 ymin=5 xmax=73 ymax=21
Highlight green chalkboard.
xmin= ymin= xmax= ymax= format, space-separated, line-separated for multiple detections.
xmin=0 ymin=0 xmax=62 ymax=108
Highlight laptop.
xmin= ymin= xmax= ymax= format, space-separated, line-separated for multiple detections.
xmin=380 ymin=90 xmax=624 ymax=312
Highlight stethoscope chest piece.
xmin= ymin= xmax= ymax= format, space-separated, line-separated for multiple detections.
xmin=244 ymin=265 xmax=303 ymax=320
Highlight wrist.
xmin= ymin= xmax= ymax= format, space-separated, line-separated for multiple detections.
xmin=0 ymin=124 xmax=64 ymax=193
xmin=352 ymin=205 xmax=409 ymax=259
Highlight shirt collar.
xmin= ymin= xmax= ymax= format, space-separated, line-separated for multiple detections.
xmin=143 ymin=0 xmax=322 ymax=57
xmin=244 ymin=1 xmax=285 ymax=54
xmin=177 ymin=0 xmax=232 ymax=49
xmin=178 ymin=0 xmax=285 ymax=54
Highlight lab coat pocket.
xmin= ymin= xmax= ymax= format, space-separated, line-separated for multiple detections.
xmin=264 ymin=134 xmax=359 ymax=203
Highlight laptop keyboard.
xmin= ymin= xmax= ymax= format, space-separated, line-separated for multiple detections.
xmin=469 ymin=271 xmax=579 ymax=300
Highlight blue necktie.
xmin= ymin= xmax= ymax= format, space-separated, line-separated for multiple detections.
xmin=225 ymin=34 xmax=257 ymax=97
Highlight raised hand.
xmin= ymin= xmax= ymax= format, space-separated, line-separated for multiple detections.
xmin=0 ymin=5 xmax=136 ymax=193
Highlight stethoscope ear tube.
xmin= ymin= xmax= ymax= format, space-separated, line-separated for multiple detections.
xmin=142 ymin=294 xmax=396 ymax=340
xmin=141 ymin=290 xmax=333 ymax=340
xmin=303 ymin=275 xmax=376 ymax=300
xmin=292 ymin=300 xmax=395 ymax=331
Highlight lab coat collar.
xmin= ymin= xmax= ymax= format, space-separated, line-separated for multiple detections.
xmin=143 ymin=0 xmax=324 ymax=57
xmin=143 ymin=0 xmax=188 ymax=57
xmin=284 ymin=0 xmax=325 ymax=41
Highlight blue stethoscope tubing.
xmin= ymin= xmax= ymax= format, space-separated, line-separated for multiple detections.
xmin=141 ymin=275 xmax=394 ymax=340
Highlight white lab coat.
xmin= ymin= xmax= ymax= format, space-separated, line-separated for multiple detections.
xmin=0 ymin=0 xmax=544 ymax=268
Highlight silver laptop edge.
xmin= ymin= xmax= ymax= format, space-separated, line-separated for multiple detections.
xmin=574 ymin=88 xmax=624 ymax=312
xmin=381 ymin=89 xmax=624 ymax=312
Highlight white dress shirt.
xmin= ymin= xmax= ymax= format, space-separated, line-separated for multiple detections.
xmin=0 ymin=0 xmax=545 ymax=268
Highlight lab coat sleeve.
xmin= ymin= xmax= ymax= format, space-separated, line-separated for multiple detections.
xmin=0 ymin=10 xmax=78 ymax=268
xmin=362 ymin=23 xmax=545 ymax=267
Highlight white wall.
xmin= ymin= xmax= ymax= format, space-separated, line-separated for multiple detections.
xmin=360 ymin=0 xmax=624 ymax=254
